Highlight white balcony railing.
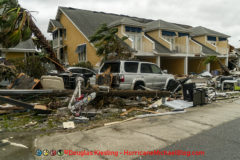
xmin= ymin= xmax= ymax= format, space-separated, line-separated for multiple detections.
xmin=52 ymin=38 xmax=63 ymax=48
xmin=217 ymin=47 xmax=229 ymax=54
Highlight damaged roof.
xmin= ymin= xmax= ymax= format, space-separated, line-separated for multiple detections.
xmin=47 ymin=19 xmax=64 ymax=32
xmin=188 ymin=26 xmax=230 ymax=38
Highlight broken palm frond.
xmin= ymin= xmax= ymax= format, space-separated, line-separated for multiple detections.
xmin=202 ymin=56 xmax=230 ymax=75
xmin=0 ymin=64 xmax=17 ymax=82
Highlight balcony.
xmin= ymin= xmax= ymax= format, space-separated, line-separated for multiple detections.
xmin=217 ymin=47 xmax=228 ymax=54
xmin=53 ymin=38 xmax=63 ymax=49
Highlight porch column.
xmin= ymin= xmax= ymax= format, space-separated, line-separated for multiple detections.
xmin=225 ymin=56 xmax=229 ymax=67
xmin=206 ymin=63 xmax=210 ymax=72
xmin=184 ymin=57 xmax=188 ymax=75
xmin=157 ymin=56 xmax=161 ymax=67
xmin=57 ymin=29 xmax=60 ymax=59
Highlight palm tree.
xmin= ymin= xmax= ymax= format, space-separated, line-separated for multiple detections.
xmin=0 ymin=0 xmax=65 ymax=71
xmin=203 ymin=56 xmax=230 ymax=75
xmin=90 ymin=23 xmax=132 ymax=62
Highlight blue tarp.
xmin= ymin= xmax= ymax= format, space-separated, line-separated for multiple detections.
xmin=207 ymin=36 xmax=216 ymax=41
xmin=125 ymin=26 xmax=142 ymax=33
xmin=162 ymin=30 xmax=176 ymax=36
xmin=178 ymin=32 xmax=189 ymax=37
xmin=219 ymin=37 xmax=227 ymax=41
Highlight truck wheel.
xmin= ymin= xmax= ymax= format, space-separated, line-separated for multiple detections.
xmin=134 ymin=83 xmax=145 ymax=90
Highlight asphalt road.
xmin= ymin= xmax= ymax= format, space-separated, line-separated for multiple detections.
xmin=137 ymin=117 xmax=240 ymax=160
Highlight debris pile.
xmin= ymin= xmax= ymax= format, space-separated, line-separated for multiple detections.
xmin=1 ymin=66 xmax=240 ymax=132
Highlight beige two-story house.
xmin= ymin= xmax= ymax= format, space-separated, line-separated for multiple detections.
xmin=48 ymin=7 xmax=231 ymax=75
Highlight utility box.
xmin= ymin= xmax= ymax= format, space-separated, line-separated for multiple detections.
xmin=193 ymin=88 xmax=207 ymax=106
xmin=183 ymin=83 xmax=196 ymax=101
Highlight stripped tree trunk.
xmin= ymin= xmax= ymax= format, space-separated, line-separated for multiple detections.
xmin=28 ymin=15 xmax=65 ymax=72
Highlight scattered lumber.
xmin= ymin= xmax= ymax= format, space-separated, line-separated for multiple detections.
xmin=82 ymin=90 xmax=170 ymax=98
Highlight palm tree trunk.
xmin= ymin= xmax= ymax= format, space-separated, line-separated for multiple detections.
xmin=28 ymin=16 xmax=65 ymax=72
xmin=217 ymin=59 xmax=230 ymax=75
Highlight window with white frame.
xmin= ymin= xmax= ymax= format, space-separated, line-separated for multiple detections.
xmin=128 ymin=34 xmax=142 ymax=51
xmin=75 ymin=44 xmax=86 ymax=62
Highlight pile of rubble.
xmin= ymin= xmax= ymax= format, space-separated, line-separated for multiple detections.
xmin=1 ymin=69 xmax=240 ymax=131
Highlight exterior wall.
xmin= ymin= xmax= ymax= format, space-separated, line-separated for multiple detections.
xmin=175 ymin=36 xmax=187 ymax=53
xmin=139 ymin=57 xmax=156 ymax=63
xmin=188 ymin=58 xmax=207 ymax=74
xmin=147 ymin=30 xmax=171 ymax=50
xmin=142 ymin=36 xmax=154 ymax=52
xmin=217 ymin=40 xmax=229 ymax=54
xmin=117 ymin=25 xmax=133 ymax=48
xmin=193 ymin=36 xmax=217 ymax=51
xmin=189 ymin=39 xmax=202 ymax=54
xmin=5 ymin=52 xmax=25 ymax=59
xmin=160 ymin=57 xmax=185 ymax=75
xmin=60 ymin=14 xmax=101 ymax=66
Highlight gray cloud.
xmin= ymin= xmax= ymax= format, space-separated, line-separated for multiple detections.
xmin=19 ymin=0 xmax=240 ymax=47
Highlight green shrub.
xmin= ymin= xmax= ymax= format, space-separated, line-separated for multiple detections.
xmin=9 ymin=56 xmax=47 ymax=79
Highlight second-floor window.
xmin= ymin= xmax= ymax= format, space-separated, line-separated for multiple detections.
xmin=75 ymin=44 xmax=86 ymax=62
xmin=162 ymin=30 xmax=176 ymax=44
xmin=53 ymin=30 xmax=58 ymax=39
xmin=207 ymin=36 xmax=217 ymax=46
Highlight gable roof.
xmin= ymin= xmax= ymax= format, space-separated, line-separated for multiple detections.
xmin=0 ymin=39 xmax=37 ymax=52
xmin=47 ymin=19 xmax=64 ymax=32
xmin=108 ymin=17 xmax=144 ymax=28
xmin=144 ymin=19 xmax=189 ymax=33
xmin=188 ymin=26 xmax=230 ymax=38
xmin=57 ymin=7 xmax=151 ymax=39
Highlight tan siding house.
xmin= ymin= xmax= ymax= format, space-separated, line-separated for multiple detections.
xmin=48 ymin=7 xmax=231 ymax=75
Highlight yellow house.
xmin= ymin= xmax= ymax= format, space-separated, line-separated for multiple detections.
xmin=0 ymin=39 xmax=37 ymax=59
xmin=48 ymin=7 xmax=231 ymax=75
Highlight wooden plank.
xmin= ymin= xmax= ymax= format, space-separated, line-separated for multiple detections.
xmin=0 ymin=96 xmax=34 ymax=109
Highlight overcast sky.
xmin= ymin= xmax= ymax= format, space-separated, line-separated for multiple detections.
xmin=19 ymin=0 xmax=240 ymax=47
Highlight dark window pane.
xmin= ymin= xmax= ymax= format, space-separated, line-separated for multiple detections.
xmin=100 ymin=63 xmax=120 ymax=73
xmin=125 ymin=26 xmax=142 ymax=33
xmin=124 ymin=62 xmax=138 ymax=73
xmin=219 ymin=37 xmax=227 ymax=41
xmin=207 ymin=36 xmax=216 ymax=41
xmin=162 ymin=30 xmax=176 ymax=36
xmin=141 ymin=64 xmax=152 ymax=73
xmin=178 ymin=32 xmax=189 ymax=37
xmin=70 ymin=69 xmax=82 ymax=73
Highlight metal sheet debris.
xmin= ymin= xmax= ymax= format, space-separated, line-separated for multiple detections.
xmin=164 ymin=100 xmax=193 ymax=110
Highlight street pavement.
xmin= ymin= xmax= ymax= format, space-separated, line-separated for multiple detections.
xmin=34 ymin=99 xmax=240 ymax=160
xmin=1 ymin=99 xmax=240 ymax=160
xmin=137 ymin=116 xmax=240 ymax=160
